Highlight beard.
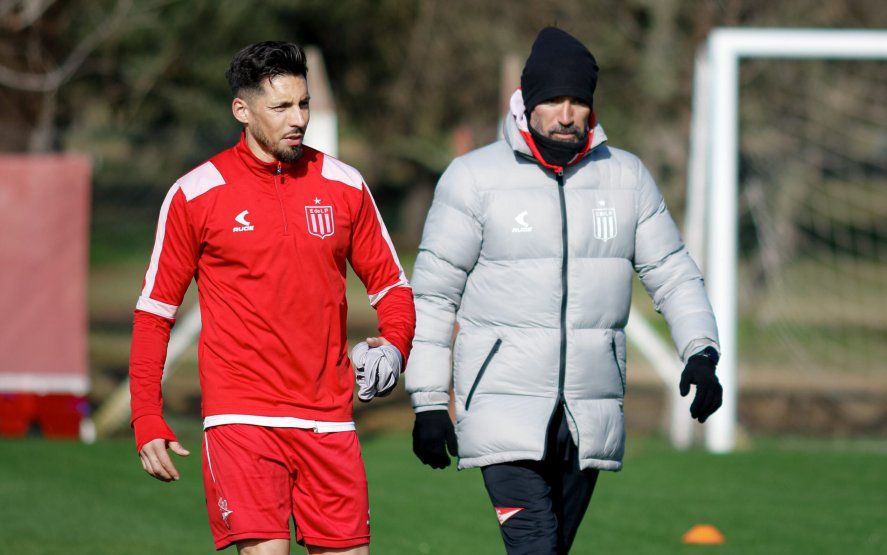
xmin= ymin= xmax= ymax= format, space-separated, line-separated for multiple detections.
xmin=528 ymin=121 xmax=589 ymax=167
xmin=252 ymin=125 xmax=304 ymax=163
xmin=540 ymin=122 xmax=588 ymax=143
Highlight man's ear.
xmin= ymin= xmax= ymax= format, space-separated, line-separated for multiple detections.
xmin=232 ymin=96 xmax=250 ymax=125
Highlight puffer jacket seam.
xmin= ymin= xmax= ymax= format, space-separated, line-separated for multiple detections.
xmin=469 ymin=391 xmax=557 ymax=399
xmin=652 ymin=306 xmax=712 ymax=323
xmin=417 ymin=245 xmax=473 ymax=276
xmin=633 ymin=161 xmax=645 ymax=225
xmin=430 ymin=196 xmax=476 ymax=220
xmin=480 ymin=255 xmax=562 ymax=262
xmin=412 ymin=336 xmax=455 ymax=349
xmin=462 ymin=324 xmax=623 ymax=331
xmin=451 ymin=157 xmax=483 ymax=224
xmin=460 ymin=324 xmax=561 ymax=330
xmin=635 ymin=243 xmax=685 ymax=274
xmin=648 ymin=272 xmax=705 ymax=310
xmin=482 ymin=255 xmax=629 ymax=262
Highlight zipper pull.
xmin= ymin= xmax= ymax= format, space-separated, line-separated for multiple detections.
xmin=276 ymin=163 xmax=283 ymax=175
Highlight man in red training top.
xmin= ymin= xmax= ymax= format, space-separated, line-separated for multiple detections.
xmin=129 ymin=41 xmax=415 ymax=554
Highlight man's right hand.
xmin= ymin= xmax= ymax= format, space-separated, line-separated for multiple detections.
xmin=412 ymin=410 xmax=458 ymax=469
xmin=351 ymin=338 xmax=401 ymax=402
xmin=139 ymin=438 xmax=190 ymax=482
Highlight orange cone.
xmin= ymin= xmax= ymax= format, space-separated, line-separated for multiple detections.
xmin=682 ymin=524 xmax=725 ymax=545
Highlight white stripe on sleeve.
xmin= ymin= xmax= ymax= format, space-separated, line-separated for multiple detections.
xmin=363 ymin=182 xmax=410 ymax=307
xmin=136 ymin=295 xmax=179 ymax=319
xmin=141 ymin=184 xmax=181 ymax=299
xmin=368 ymin=279 xmax=411 ymax=306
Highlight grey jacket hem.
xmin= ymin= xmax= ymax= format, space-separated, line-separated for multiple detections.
xmin=579 ymin=457 xmax=623 ymax=472
xmin=457 ymin=451 xmax=543 ymax=470
xmin=457 ymin=452 xmax=623 ymax=473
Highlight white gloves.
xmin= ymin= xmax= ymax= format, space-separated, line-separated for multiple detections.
xmin=350 ymin=341 xmax=402 ymax=402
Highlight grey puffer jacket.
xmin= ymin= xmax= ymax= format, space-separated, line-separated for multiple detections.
xmin=405 ymin=90 xmax=719 ymax=471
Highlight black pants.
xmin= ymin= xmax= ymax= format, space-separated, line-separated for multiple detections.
xmin=481 ymin=405 xmax=599 ymax=555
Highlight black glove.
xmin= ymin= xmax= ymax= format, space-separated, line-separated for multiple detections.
xmin=412 ymin=410 xmax=458 ymax=469
xmin=679 ymin=347 xmax=723 ymax=423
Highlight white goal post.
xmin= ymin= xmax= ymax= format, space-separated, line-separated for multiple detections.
xmin=685 ymin=28 xmax=887 ymax=453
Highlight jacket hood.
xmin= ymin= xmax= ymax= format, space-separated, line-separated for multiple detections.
xmin=503 ymin=88 xmax=607 ymax=172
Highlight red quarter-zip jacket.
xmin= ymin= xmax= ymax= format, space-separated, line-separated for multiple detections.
xmin=129 ymin=135 xmax=415 ymax=450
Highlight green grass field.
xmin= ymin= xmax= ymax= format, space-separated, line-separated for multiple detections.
xmin=1 ymin=429 xmax=884 ymax=554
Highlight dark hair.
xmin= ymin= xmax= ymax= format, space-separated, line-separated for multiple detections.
xmin=226 ymin=41 xmax=308 ymax=97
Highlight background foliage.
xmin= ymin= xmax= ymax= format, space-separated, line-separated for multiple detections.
xmin=2 ymin=0 xmax=885 ymax=245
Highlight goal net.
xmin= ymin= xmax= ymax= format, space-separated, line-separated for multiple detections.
xmin=736 ymin=58 xmax=886 ymax=376
xmin=686 ymin=29 xmax=887 ymax=452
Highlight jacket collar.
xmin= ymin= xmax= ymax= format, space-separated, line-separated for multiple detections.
xmin=503 ymin=88 xmax=607 ymax=173
xmin=233 ymin=131 xmax=298 ymax=177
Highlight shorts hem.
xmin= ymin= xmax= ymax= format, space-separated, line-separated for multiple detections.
xmin=300 ymin=535 xmax=371 ymax=549
xmin=214 ymin=530 xmax=291 ymax=551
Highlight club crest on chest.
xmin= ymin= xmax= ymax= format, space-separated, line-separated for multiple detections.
xmin=592 ymin=200 xmax=617 ymax=242
xmin=305 ymin=204 xmax=335 ymax=239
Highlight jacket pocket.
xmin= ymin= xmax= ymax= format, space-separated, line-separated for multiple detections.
xmin=465 ymin=338 xmax=502 ymax=410
xmin=610 ymin=333 xmax=625 ymax=397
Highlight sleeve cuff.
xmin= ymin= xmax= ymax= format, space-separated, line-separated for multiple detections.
xmin=410 ymin=391 xmax=451 ymax=412
xmin=414 ymin=405 xmax=450 ymax=414
xmin=681 ymin=338 xmax=720 ymax=364
xmin=132 ymin=414 xmax=177 ymax=453
xmin=385 ymin=336 xmax=412 ymax=369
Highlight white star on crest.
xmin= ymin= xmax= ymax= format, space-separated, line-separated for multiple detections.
xmin=314 ymin=197 xmax=322 ymax=204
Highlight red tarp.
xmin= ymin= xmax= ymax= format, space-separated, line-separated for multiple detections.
xmin=0 ymin=155 xmax=90 ymax=409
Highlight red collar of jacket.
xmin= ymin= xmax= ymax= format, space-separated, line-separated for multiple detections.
xmin=233 ymin=131 xmax=303 ymax=177
xmin=518 ymin=111 xmax=597 ymax=174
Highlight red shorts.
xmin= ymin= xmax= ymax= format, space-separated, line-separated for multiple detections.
xmin=201 ymin=424 xmax=370 ymax=550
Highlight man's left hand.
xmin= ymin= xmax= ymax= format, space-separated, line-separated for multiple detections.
xmin=679 ymin=347 xmax=723 ymax=423
xmin=351 ymin=337 xmax=402 ymax=402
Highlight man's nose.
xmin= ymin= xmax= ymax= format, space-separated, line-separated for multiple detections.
xmin=290 ymin=108 xmax=307 ymax=128
xmin=557 ymin=101 xmax=574 ymax=125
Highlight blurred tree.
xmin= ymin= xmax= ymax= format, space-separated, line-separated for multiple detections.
xmin=0 ymin=0 xmax=133 ymax=151
xmin=0 ymin=0 xmax=884 ymax=246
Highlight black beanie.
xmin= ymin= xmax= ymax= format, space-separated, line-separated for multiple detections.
xmin=520 ymin=27 xmax=599 ymax=115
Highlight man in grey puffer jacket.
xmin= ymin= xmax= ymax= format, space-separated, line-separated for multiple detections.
xmin=406 ymin=27 xmax=722 ymax=554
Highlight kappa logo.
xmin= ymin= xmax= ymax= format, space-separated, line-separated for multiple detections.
xmin=218 ymin=498 xmax=234 ymax=529
xmin=232 ymin=210 xmax=254 ymax=233
xmin=494 ymin=506 xmax=524 ymax=525
xmin=592 ymin=200 xmax=617 ymax=242
xmin=511 ymin=210 xmax=533 ymax=233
